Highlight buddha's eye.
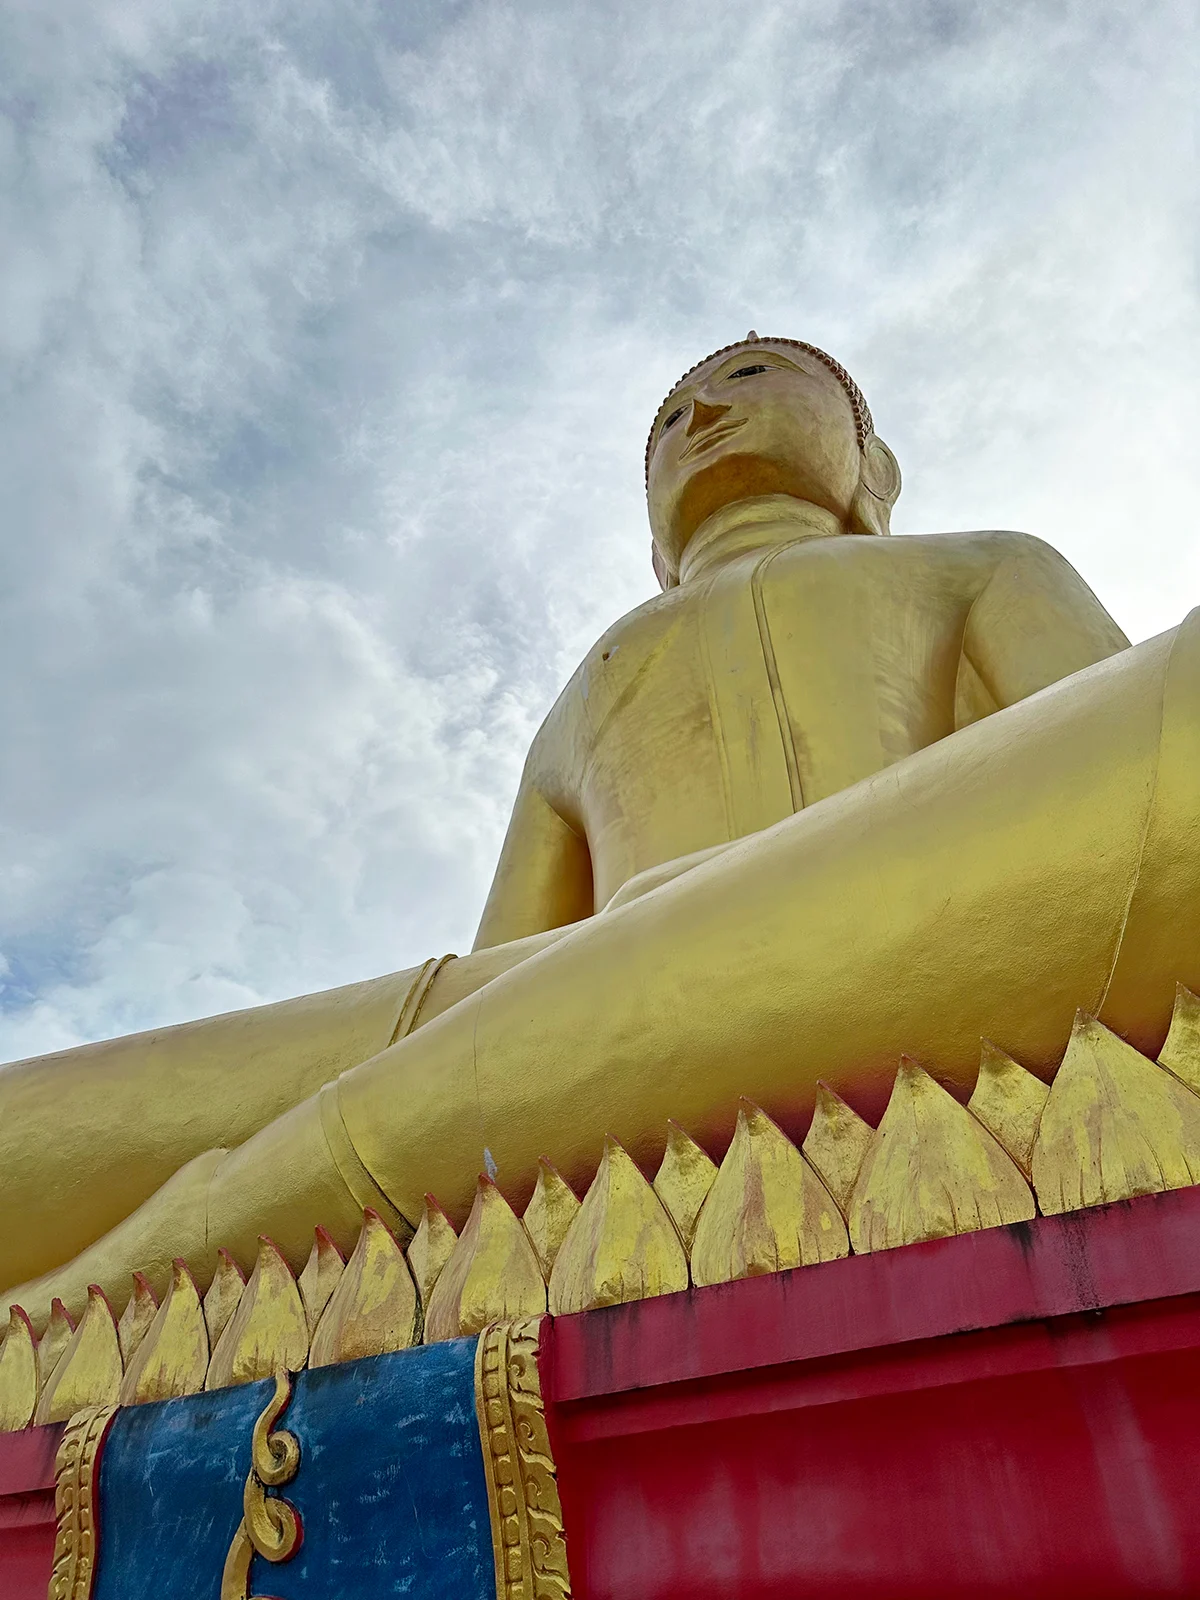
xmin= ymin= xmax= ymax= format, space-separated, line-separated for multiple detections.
xmin=661 ymin=406 xmax=686 ymax=433
xmin=728 ymin=364 xmax=769 ymax=380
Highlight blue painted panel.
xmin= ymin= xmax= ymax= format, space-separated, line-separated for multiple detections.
xmin=93 ymin=1338 xmax=494 ymax=1600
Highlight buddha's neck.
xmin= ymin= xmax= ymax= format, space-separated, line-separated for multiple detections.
xmin=677 ymin=496 xmax=845 ymax=585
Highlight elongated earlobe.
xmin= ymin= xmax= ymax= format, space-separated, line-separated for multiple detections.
xmin=849 ymin=435 xmax=902 ymax=536
xmin=652 ymin=544 xmax=679 ymax=590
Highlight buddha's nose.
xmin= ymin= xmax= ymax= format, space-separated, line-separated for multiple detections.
xmin=686 ymin=398 xmax=731 ymax=436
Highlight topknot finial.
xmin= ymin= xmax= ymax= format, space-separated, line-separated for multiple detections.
xmin=745 ymin=329 xmax=758 ymax=340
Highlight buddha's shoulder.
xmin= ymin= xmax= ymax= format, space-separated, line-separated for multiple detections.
xmin=792 ymin=528 xmax=1063 ymax=571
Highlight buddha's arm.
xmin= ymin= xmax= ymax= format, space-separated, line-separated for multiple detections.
xmin=960 ymin=534 xmax=1130 ymax=714
xmin=472 ymin=753 xmax=593 ymax=952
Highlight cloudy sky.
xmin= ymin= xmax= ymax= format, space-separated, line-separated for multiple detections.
xmin=1 ymin=0 xmax=1197 ymax=1060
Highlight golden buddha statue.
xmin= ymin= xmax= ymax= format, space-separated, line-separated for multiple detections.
xmin=5 ymin=331 xmax=1198 ymax=1331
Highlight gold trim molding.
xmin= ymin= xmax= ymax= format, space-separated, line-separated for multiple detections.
xmin=48 ymin=1404 xmax=117 ymax=1600
xmin=474 ymin=1317 xmax=572 ymax=1600
xmin=220 ymin=1370 xmax=303 ymax=1599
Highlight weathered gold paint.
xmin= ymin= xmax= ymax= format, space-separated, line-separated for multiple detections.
xmin=35 ymin=1286 xmax=122 ymax=1425
xmin=653 ymin=1121 xmax=718 ymax=1253
xmin=691 ymin=1101 xmax=847 ymax=1287
xmin=968 ymin=1040 xmax=1049 ymax=1179
xmin=801 ymin=1083 xmax=874 ymax=1216
xmin=8 ymin=334 xmax=1200 ymax=1328
xmin=203 ymin=1248 xmax=246 ymax=1349
xmin=1032 ymin=1013 xmax=1200 ymax=1215
xmin=309 ymin=1209 xmax=418 ymax=1367
xmin=36 ymin=1300 xmax=74 ymax=1394
xmin=425 ymin=1177 xmax=546 ymax=1342
xmin=0 ymin=1308 xmax=38 ymax=1432
xmin=205 ymin=1238 xmax=307 ymax=1391
xmin=523 ymin=1157 xmax=582 ymax=1279
xmin=850 ymin=1059 xmax=1035 ymax=1253
xmin=1157 ymin=984 xmax=1200 ymax=1097
xmin=297 ymin=1228 xmax=345 ymax=1336
xmin=118 ymin=1259 xmax=209 ymax=1405
xmin=406 ymin=1195 xmax=457 ymax=1310
xmin=548 ymin=1138 xmax=687 ymax=1315
xmin=116 ymin=1272 xmax=158 ymax=1367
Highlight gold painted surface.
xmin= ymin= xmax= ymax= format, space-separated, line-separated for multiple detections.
xmin=48 ymin=1404 xmax=116 ymax=1600
xmin=850 ymin=1059 xmax=1035 ymax=1253
xmin=118 ymin=1258 xmax=209 ymax=1405
xmin=297 ymin=1227 xmax=345 ymax=1336
xmin=968 ymin=1040 xmax=1050 ymax=1179
xmin=1032 ymin=1013 xmax=1200 ymax=1215
xmin=37 ymin=1301 xmax=75 ymax=1393
xmin=1158 ymin=983 xmax=1200 ymax=1096
xmin=205 ymin=1239 xmax=308 ymax=1391
xmin=425 ymin=1177 xmax=546 ymax=1343
xmin=548 ymin=1138 xmax=687 ymax=1315
xmin=35 ymin=1287 xmax=122 ymax=1425
xmin=116 ymin=1272 xmax=158 ymax=1367
xmin=475 ymin=1317 xmax=572 ymax=1600
xmin=801 ymin=1083 xmax=874 ymax=1216
xmin=309 ymin=1208 xmax=418 ymax=1367
xmin=203 ymin=1249 xmax=246 ymax=1349
xmin=220 ymin=1370 xmax=302 ymax=1600
xmin=0 ymin=1307 xmax=38 ymax=1432
xmin=523 ymin=1159 xmax=582 ymax=1280
xmin=691 ymin=1100 xmax=847 ymax=1287
xmin=653 ymin=1122 xmax=718 ymax=1253
xmin=406 ymin=1195 xmax=458 ymax=1310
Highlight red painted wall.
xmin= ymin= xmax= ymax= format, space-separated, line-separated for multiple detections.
xmin=0 ymin=1420 xmax=62 ymax=1600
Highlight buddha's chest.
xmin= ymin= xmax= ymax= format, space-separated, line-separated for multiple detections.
xmin=575 ymin=547 xmax=967 ymax=899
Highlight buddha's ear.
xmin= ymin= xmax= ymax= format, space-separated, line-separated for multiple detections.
xmin=651 ymin=542 xmax=678 ymax=590
xmin=849 ymin=435 xmax=902 ymax=537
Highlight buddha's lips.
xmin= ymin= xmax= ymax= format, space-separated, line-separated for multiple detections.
xmin=680 ymin=418 xmax=747 ymax=460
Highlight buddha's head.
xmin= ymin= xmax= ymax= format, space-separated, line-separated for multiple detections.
xmin=645 ymin=334 xmax=901 ymax=588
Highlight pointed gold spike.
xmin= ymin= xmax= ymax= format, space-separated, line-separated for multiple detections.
xmin=653 ymin=1122 xmax=717 ymax=1254
xmin=117 ymin=1273 xmax=159 ymax=1367
xmin=310 ymin=1209 xmax=419 ymax=1367
xmin=1158 ymin=983 xmax=1200 ymax=1097
xmin=119 ymin=1259 xmax=209 ymax=1406
xmin=425 ymin=1177 xmax=547 ymax=1342
xmin=205 ymin=1238 xmax=308 ymax=1391
xmin=36 ymin=1299 xmax=75 ymax=1395
xmin=849 ymin=1058 xmax=1035 ymax=1254
xmin=801 ymin=1083 xmax=874 ymax=1216
xmin=0 ymin=1308 xmax=38 ymax=1432
xmin=298 ymin=1227 xmax=345 ymax=1336
xmin=406 ymin=1194 xmax=458 ymax=1310
xmin=691 ymin=1101 xmax=848 ymax=1287
xmin=548 ymin=1137 xmax=688 ymax=1316
xmin=203 ymin=1248 xmax=246 ymax=1349
xmin=35 ymin=1286 xmax=122 ymax=1425
xmin=1033 ymin=1012 xmax=1200 ymax=1215
xmin=523 ymin=1158 xmax=582 ymax=1279
xmin=968 ymin=1040 xmax=1049 ymax=1179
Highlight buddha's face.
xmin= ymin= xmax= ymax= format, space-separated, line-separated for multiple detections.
xmin=646 ymin=343 xmax=864 ymax=573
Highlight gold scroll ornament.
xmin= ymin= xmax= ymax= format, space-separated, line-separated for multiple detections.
xmin=48 ymin=1404 xmax=118 ymax=1600
xmin=475 ymin=1317 xmax=572 ymax=1600
xmin=220 ymin=1370 xmax=303 ymax=1600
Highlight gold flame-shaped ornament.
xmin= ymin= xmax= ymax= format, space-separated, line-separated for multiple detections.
xmin=426 ymin=1177 xmax=547 ymax=1342
xmin=0 ymin=1308 xmax=38 ymax=1432
xmin=298 ymin=1227 xmax=345 ymax=1336
xmin=204 ymin=1249 xmax=247 ymax=1349
xmin=35 ymin=1286 xmax=122 ymax=1425
xmin=117 ymin=1273 xmax=159 ymax=1367
xmin=1032 ymin=1012 xmax=1200 ymax=1215
xmin=691 ymin=1100 xmax=848 ymax=1287
xmin=119 ymin=1259 xmax=210 ymax=1406
xmin=206 ymin=1238 xmax=308 ymax=1391
xmin=1157 ymin=983 xmax=1200 ymax=1097
xmin=37 ymin=1299 xmax=75 ymax=1394
xmin=406 ymin=1195 xmax=458 ymax=1309
xmin=309 ymin=1209 xmax=419 ymax=1367
xmin=523 ymin=1157 xmax=582 ymax=1279
xmin=849 ymin=1058 xmax=1035 ymax=1254
xmin=801 ymin=1084 xmax=874 ymax=1216
xmin=653 ymin=1121 xmax=718 ymax=1253
xmin=967 ymin=1040 xmax=1050 ymax=1179
xmin=549 ymin=1137 xmax=688 ymax=1315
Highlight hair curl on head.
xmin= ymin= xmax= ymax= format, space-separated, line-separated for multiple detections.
xmin=644 ymin=333 xmax=873 ymax=487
